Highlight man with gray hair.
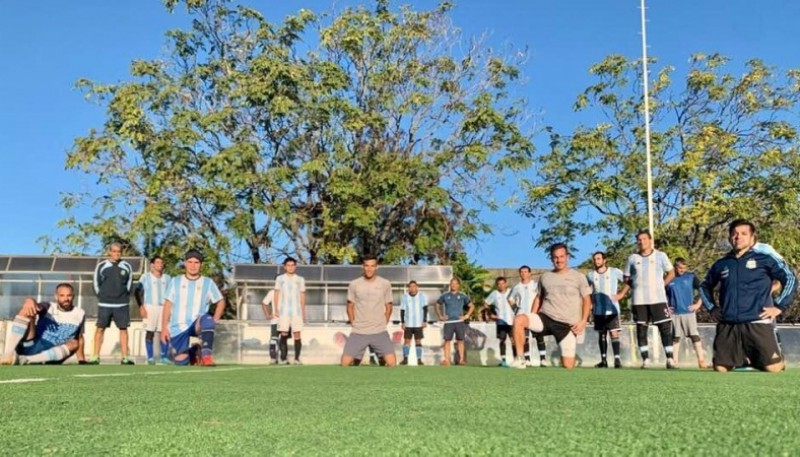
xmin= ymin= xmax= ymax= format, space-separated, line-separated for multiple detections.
xmin=88 ymin=242 xmax=135 ymax=365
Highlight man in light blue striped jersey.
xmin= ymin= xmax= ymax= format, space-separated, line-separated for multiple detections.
xmin=135 ymin=255 xmax=172 ymax=365
xmin=588 ymin=252 xmax=629 ymax=368
xmin=485 ymin=276 xmax=514 ymax=367
xmin=274 ymin=257 xmax=307 ymax=365
xmin=509 ymin=266 xmax=546 ymax=367
xmin=400 ymin=280 xmax=428 ymax=365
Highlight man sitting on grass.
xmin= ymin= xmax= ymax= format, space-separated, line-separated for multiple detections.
xmin=1 ymin=283 xmax=87 ymax=365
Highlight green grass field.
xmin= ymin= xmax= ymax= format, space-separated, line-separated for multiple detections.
xmin=1 ymin=364 xmax=798 ymax=456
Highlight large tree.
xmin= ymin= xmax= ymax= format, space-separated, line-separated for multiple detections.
xmin=49 ymin=0 xmax=534 ymax=269
xmin=520 ymin=53 xmax=800 ymax=273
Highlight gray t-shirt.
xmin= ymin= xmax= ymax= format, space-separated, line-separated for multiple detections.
xmin=538 ymin=269 xmax=592 ymax=325
xmin=348 ymin=275 xmax=393 ymax=335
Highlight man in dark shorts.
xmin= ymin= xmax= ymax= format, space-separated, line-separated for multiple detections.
xmin=88 ymin=242 xmax=135 ymax=365
xmin=341 ymin=255 xmax=397 ymax=367
xmin=587 ymin=252 xmax=629 ymax=368
xmin=700 ymin=219 xmax=796 ymax=373
xmin=485 ymin=276 xmax=514 ymax=367
xmin=512 ymin=243 xmax=592 ymax=370
xmin=436 ymin=278 xmax=474 ymax=366
xmin=624 ymin=230 xmax=676 ymax=369
xmin=400 ymin=281 xmax=428 ymax=365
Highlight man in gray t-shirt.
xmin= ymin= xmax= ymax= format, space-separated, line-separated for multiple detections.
xmin=341 ymin=255 xmax=397 ymax=367
xmin=512 ymin=243 xmax=591 ymax=370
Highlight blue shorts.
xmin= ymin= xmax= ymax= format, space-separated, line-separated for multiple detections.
xmin=170 ymin=321 xmax=200 ymax=355
xmin=18 ymin=338 xmax=57 ymax=356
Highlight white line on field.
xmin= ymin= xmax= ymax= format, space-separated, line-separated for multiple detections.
xmin=73 ymin=367 xmax=254 ymax=379
xmin=0 ymin=378 xmax=49 ymax=384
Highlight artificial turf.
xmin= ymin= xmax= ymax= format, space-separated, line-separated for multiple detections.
xmin=0 ymin=364 xmax=798 ymax=456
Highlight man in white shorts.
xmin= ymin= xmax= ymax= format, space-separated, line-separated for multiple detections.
xmin=511 ymin=243 xmax=592 ymax=370
xmin=274 ymin=257 xmax=306 ymax=365
xmin=135 ymin=255 xmax=171 ymax=365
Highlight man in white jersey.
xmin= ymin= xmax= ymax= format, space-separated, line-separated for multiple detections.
xmin=485 ymin=276 xmax=514 ymax=367
xmin=400 ymin=280 xmax=428 ymax=365
xmin=509 ymin=265 xmax=547 ymax=367
xmin=135 ymin=255 xmax=171 ymax=365
xmin=1 ymin=283 xmax=87 ymax=365
xmin=511 ymin=244 xmax=592 ymax=370
xmin=161 ymin=250 xmax=226 ymax=366
xmin=588 ymin=252 xmax=629 ymax=368
xmin=260 ymin=289 xmax=281 ymax=364
xmin=274 ymin=257 xmax=306 ymax=365
xmin=624 ymin=230 xmax=676 ymax=369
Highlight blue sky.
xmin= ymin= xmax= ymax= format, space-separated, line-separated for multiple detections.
xmin=1 ymin=0 xmax=797 ymax=268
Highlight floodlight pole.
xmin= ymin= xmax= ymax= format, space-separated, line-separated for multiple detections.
xmin=640 ymin=0 xmax=656 ymax=240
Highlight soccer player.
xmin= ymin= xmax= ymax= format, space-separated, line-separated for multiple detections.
xmin=400 ymin=280 xmax=428 ymax=365
xmin=666 ymin=258 xmax=708 ymax=368
xmin=509 ymin=265 xmax=545 ymax=367
xmin=160 ymin=250 xmax=226 ymax=366
xmin=485 ymin=276 xmax=514 ymax=367
xmin=436 ymin=278 xmax=474 ymax=366
xmin=88 ymin=242 xmax=135 ymax=365
xmin=511 ymin=243 xmax=592 ymax=370
xmin=624 ymin=230 xmax=676 ymax=369
xmin=699 ymin=219 xmax=796 ymax=373
xmin=274 ymin=257 xmax=306 ymax=365
xmin=135 ymin=255 xmax=171 ymax=365
xmin=341 ymin=254 xmax=396 ymax=367
xmin=1 ymin=283 xmax=86 ymax=365
xmin=260 ymin=289 xmax=280 ymax=364
xmin=587 ymin=251 xmax=629 ymax=368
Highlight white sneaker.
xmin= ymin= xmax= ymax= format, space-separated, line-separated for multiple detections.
xmin=293 ymin=359 xmax=303 ymax=365
xmin=641 ymin=359 xmax=651 ymax=369
xmin=510 ymin=358 xmax=527 ymax=370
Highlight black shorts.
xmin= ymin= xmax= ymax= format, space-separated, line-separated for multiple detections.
xmin=443 ymin=322 xmax=466 ymax=341
xmin=713 ymin=322 xmax=782 ymax=369
xmin=594 ymin=314 xmax=621 ymax=332
xmin=539 ymin=314 xmax=572 ymax=344
xmin=632 ymin=303 xmax=671 ymax=325
xmin=495 ymin=324 xmax=512 ymax=341
xmin=403 ymin=327 xmax=424 ymax=340
xmin=97 ymin=306 xmax=130 ymax=330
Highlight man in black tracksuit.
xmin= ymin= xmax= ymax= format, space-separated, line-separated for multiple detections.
xmin=700 ymin=219 xmax=796 ymax=373
xmin=88 ymin=242 xmax=135 ymax=365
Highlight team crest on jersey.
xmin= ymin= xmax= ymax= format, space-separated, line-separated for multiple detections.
xmin=746 ymin=259 xmax=757 ymax=269
xmin=121 ymin=269 xmax=128 ymax=276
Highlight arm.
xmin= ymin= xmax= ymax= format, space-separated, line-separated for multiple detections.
xmin=384 ymin=302 xmax=393 ymax=324
xmin=698 ymin=268 xmax=719 ymax=312
xmin=300 ymin=291 xmax=306 ymax=320
xmin=77 ymin=334 xmax=86 ymax=362
xmin=763 ymin=257 xmax=797 ymax=317
xmin=663 ymin=269 xmax=676 ymax=287
xmin=161 ymin=299 xmax=173 ymax=343
xmin=462 ymin=302 xmax=474 ymax=321
xmin=435 ymin=299 xmax=446 ymax=321
xmin=346 ymin=301 xmax=355 ymax=324
xmin=273 ymin=289 xmax=281 ymax=318
xmin=614 ymin=283 xmax=630 ymax=303
xmin=531 ymin=295 xmax=542 ymax=314
xmin=261 ymin=303 xmax=272 ymax=320
xmin=571 ymin=295 xmax=592 ymax=334
xmin=212 ymin=299 xmax=226 ymax=322
xmin=134 ymin=282 xmax=144 ymax=307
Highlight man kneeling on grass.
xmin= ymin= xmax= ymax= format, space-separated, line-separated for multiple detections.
xmin=1 ymin=283 xmax=87 ymax=365
xmin=160 ymin=250 xmax=226 ymax=366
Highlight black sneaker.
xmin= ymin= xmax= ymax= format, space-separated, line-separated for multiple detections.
xmin=418 ymin=360 xmax=424 ymax=366
xmin=595 ymin=360 xmax=608 ymax=368
xmin=614 ymin=359 xmax=622 ymax=369
xmin=400 ymin=358 xmax=408 ymax=366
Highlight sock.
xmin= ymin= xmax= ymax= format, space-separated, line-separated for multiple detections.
xmin=4 ymin=316 xmax=31 ymax=354
xmin=598 ymin=332 xmax=608 ymax=359
xmin=499 ymin=340 xmax=507 ymax=359
xmin=145 ymin=331 xmax=154 ymax=359
xmin=657 ymin=321 xmax=674 ymax=358
xmin=415 ymin=345 xmax=422 ymax=360
xmin=636 ymin=325 xmax=649 ymax=359
xmin=160 ymin=340 xmax=169 ymax=359
xmin=524 ymin=339 xmax=531 ymax=361
xmin=199 ymin=315 xmax=215 ymax=357
xmin=294 ymin=339 xmax=302 ymax=360
xmin=611 ymin=336 xmax=621 ymax=359
xmin=24 ymin=345 xmax=70 ymax=363
xmin=403 ymin=345 xmax=410 ymax=358
xmin=279 ymin=335 xmax=289 ymax=361
xmin=511 ymin=342 xmax=518 ymax=358
xmin=536 ymin=334 xmax=547 ymax=360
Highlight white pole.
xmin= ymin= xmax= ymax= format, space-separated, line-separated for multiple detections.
xmin=640 ymin=0 xmax=655 ymax=240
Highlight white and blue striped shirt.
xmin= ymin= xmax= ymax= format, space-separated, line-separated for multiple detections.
xmin=275 ymin=274 xmax=306 ymax=317
xmin=625 ymin=250 xmax=673 ymax=305
xmin=587 ymin=268 xmax=624 ymax=315
xmin=510 ymin=280 xmax=538 ymax=314
xmin=401 ymin=292 xmax=428 ymax=328
xmin=138 ymin=272 xmax=171 ymax=307
xmin=165 ymin=275 xmax=223 ymax=335
xmin=485 ymin=289 xmax=514 ymax=325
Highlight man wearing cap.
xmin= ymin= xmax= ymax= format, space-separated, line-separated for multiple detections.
xmin=160 ymin=250 xmax=226 ymax=366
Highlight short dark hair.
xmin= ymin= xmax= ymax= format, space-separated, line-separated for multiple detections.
xmin=496 ymin=276 xmax=506 ymax=283
xmin=184 ymin=249 xmax=204 ymax=262
xmin=592 ymin=251 xmax=607 ymax=259
xmin=549 ymin=243 xmax=569 ymax=257
xmin=518 ymin=265 xmax=531 ymax=273
xmin=361 ymin=254 xmax=378 ymax=263
xmin=636 ymin=229 xmax=652 ymax=239
xmin=728 ymin=219 xmax=756 ymax=236
xmin=408 ymin=280 xmax=418 ymax=286
xmin=55 ymin=283 xmax=74 ymax=292
xmin=282 ymin=256 xmax=297 ymax=266
xmin=149 ymin=255 xmax=163 ymax=264
xmin=675 ymin=257 xmax=687 ymax=266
